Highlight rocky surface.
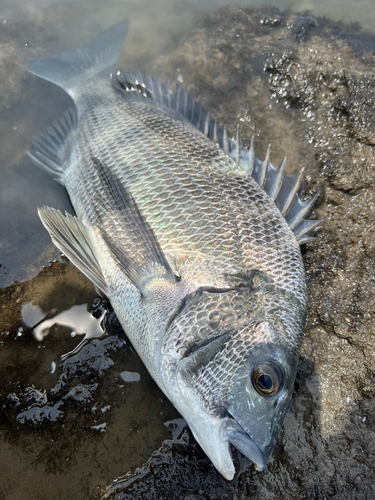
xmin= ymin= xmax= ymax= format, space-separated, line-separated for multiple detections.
xmin=1 ymin=6 xmax=375 ymax=500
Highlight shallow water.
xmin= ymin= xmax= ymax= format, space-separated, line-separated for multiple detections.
xmin=1 ymin=1 xmax=375 ymax=499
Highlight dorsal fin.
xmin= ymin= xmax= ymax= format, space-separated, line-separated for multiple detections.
xmin=244 ymin=144 xmax=323 ymax=244
xmin=113 ymin=72 xmax=322 ymax=244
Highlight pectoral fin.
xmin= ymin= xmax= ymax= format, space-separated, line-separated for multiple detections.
xmin=38 ymin=207 xmax=109 ymax=294
xmin=91 ymin=157 xmax=180 ymax=295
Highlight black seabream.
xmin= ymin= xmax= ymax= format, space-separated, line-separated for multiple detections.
xmin=27 ymin=21 xmax=321 ymax=479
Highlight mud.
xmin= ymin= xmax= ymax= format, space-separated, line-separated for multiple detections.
xmin=1 ymin=5 xmax=375 ymax=500
xmin=0 ymin=263 xmax=180 ymax=499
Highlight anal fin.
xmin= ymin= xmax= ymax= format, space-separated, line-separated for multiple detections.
xmin=38 ymin=207 xmax=109 ymax=294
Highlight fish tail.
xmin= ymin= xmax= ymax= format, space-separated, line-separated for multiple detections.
xmin=26 ymin=21 xmax=128 ymax=99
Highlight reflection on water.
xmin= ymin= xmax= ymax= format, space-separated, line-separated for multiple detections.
xmin=21 ymin=300 xmax=48 ymax=326
xmin=32 ymin=303 xmax=105 ymax=341
xmin=120 ymin=371 xmax=141 ymax=383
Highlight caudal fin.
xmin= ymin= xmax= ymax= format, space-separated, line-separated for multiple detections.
xmin=27 ymin=21 xmax=128 ymax=99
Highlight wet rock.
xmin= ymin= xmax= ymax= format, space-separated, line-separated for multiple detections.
xmin=291 ymin=14 xmax=317 ymax=42
xmin=63 ymin=383 xmax=99 ymax=406
xmin=104 ymin=419 xmax=235 ymax=500
xmin=17 ymin=400 xmax=64 ymax=424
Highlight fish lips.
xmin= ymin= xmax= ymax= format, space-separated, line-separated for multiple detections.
xmin=220 ymin=417 xmax=267 ymax=471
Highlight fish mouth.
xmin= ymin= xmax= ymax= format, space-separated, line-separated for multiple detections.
xmin=220 ymin=417 xmax=267 ymax=472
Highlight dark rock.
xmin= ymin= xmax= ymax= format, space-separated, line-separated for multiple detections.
xmin=104 ymin=420 xmax=236 ymax=500
xmin=291 ymin=14 xmax=317 ymax=42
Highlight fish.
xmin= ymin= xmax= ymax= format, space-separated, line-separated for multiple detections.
xmin=27 ymin=21 xmax=321 ymax=480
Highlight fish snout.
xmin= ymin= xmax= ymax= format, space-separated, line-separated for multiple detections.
xmin=220 ymin=417 xmax=267 ymax=472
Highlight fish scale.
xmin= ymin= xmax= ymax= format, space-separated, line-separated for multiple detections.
xmin=27 ymin=21 xmax=322 ymax=480
xmin=66 ymin=85 xmax=306 ymax=302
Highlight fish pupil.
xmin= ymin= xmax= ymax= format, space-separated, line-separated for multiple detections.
xmin=257 ymin=374 xmax=273 ymax=391
xmin=252 ymin=361 xmax=283 ymax=397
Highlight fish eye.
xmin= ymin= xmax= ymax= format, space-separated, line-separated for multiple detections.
xmin=252 ymin=361 xmax=283 ymax=397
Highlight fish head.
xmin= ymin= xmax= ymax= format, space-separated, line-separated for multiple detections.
xmin=167 ymin=285 xmax=304 ymax=480
xmin=223 ymin=334 xmax=299 ymax=469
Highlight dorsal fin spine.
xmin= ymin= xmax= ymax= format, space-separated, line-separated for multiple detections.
xmin=259 ymin=144 xmax=271 ymax=188
xmin=235 ymin=125 xmax=240 ymax=165
xmin=213 ymin=120 xmax=218 ymax=143
xmin=112 ymin=71 xmax=322 ymax=244
xmin=223 ymin=125 xmax=229 ymax=154
xmin=247 ymin=136 xmax=255 ymax=175
xmin=204 ymin=113 xmax=210 ymax=136
xmin=270 ymin=157 xmax=286 ymax=200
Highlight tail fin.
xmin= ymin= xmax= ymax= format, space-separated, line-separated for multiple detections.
xmin=27 ymin=21 xmax=128 ymax=99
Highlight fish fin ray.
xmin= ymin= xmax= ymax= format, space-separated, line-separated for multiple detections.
xmin=28 ymin=107 xmax=77 ymax=185
xmin=264 ymin=157 xmax=286 ymax=200
xmin=275 ymin=169 xmax=304 ymax=215
xmin=113 ymin=71 xmax=174 ymax=107
xmin=112 ymin=75 xmax=322 ymax=244
xmin=38 ymin=207 xmax=109 ymax=294
xmin=285 ymin=192 xmax=320 ymax=230
xmin=247 ymin=145 xmax=321 ymax=243
xmin=293 ymin=219 xmax=323 ymax=242
xmin=251 ymin=144 xmax=270 ymax=187
xmin=91 ymin=157 xmax=179 ymax=294
xmin=296 ymin=235 xmax=317 ymax=245
xmin=27 ymin=21 xmax=128 ymax=98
